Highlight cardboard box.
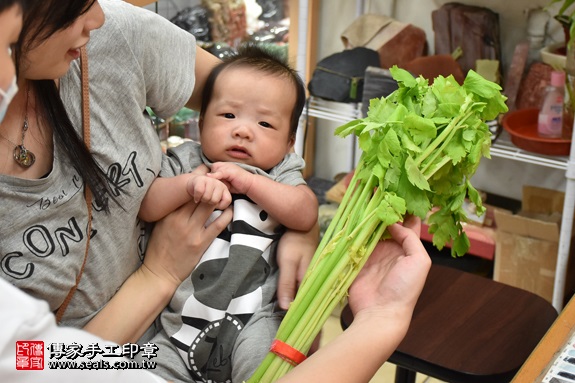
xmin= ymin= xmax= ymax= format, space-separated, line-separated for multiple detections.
xmin=493 ymin=185 xmax=575 ymax=304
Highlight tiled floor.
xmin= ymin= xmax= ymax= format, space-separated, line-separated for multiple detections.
xmin=319 ymin=309 xmax=446 ymax=383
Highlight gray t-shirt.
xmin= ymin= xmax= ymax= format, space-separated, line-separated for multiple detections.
xmin=0 ymin=0 xmax=196 ymax=329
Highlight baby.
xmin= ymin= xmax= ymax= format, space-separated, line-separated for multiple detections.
xmin=139 ymin=44 xmax=318 ymax=383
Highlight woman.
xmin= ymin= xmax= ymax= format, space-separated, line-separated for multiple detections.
xmin=0 ymin=0 xmax=315 ymax=346
xmin=0 ymin=1 xmax=431 ymax=382
xmin=0 ymin=3 xmax=148 ymax=383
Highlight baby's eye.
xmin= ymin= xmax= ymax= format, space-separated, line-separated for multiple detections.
xmin=259 ymin=121 xmax=272 ymax=128
xmin=224 ymin=113 xmax=235 ymax=119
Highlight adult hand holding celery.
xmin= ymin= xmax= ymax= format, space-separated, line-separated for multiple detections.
xmin=247 ymin=66 xmax=508 ymax=382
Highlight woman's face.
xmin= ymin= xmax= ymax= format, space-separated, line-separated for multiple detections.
xmin=23 ymin=1 xmax=105 ymax=80
xmin=0 ymin=4 xmax=22 ymax=90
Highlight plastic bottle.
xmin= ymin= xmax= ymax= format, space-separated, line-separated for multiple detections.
xmin=538 ymin=70 xmax=565 ymax=138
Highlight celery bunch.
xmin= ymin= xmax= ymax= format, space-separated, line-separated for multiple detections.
xmin=247 ymin=66 xmax=508 ymax=382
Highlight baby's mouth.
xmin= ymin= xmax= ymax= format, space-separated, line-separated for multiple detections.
xmin=227 ymin=146 xmax=250 ymax=158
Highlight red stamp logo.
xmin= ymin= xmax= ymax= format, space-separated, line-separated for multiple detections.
xmin=16 ymin=341 xmax=44 ymax=370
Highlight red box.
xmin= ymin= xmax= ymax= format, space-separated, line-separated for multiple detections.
xmin=16 ymin=341 xmax=44 ymax=370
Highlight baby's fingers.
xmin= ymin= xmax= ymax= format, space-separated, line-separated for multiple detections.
xmin=216 ymin=189 xmax=233 ymax=210
xmin=192 ymin=182 xmax=208 ymax=204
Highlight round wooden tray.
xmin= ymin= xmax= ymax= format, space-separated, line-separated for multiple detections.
xmin=501 ymin=108 xmax=571 ymax=156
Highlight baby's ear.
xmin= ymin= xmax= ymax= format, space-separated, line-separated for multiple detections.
xmin=198 ymin=115 xmax=204 ymax=130
xmin=288 ymin=135 xmax=296 ymax=150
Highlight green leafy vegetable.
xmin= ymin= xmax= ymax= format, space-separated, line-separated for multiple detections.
xmin=247 ymin=66 xmax=508 ymax=382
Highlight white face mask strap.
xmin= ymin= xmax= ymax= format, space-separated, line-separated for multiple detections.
xmin=0 ymin=76 xmax=18 ymax=98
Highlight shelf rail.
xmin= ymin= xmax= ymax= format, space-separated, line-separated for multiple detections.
xmin=306 ymin=97 xmax=362 ymax=123
xmin=490 ymin=135 xmax=569 ymax=170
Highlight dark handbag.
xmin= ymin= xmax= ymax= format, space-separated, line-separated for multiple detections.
xmin=308 ymin=47 xmax=380 ymax=103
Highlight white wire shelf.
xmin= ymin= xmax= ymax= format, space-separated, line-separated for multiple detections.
xmin=307 ymin=97 xmax=362 ymax=124
xmin=307 ymin=97 xmax=570 ymax=171
xmin=490 ymin=132 xmax=569 ymax=171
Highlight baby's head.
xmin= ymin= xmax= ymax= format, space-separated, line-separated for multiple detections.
xmin=199 ymin=44 xmax=306 ymax=170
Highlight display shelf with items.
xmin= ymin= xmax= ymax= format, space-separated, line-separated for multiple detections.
xmin=303 ymin=95 xmax=575 ymax=310
xmin=136 ymin=0 xmax=292 ymax=62
xmin=147 ymin=107 xmax=200 ymax=152
xmin=304 ymin=97 xmax=362 ymax=171
xmin=502 ymin=108 xmax=572 ymax=157
xmin=491 ymin=130 xmax=569 ymax=170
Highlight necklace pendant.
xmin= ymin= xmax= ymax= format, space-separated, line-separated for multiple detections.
xmin=13 ymin=145 xmax=36 ymax=168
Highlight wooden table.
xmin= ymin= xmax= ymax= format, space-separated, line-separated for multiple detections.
xmin=512 ymin=293 xmax=575 ymax=382
xmin=341 ymin=264 xmax=558 ymax=383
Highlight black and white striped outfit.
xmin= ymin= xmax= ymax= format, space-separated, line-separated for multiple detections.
xmin=149 ymin=141 xmax=306 ymax=383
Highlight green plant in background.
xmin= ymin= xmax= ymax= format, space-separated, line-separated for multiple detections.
xmin=146 ymin=106 xmax=199 ymax=141
xmin=146 ymin=106 xmax=197 ymax=126
xmin=145 ymin=106 xmax=166 ymax=127
xmin=548 ymin=0 xmax=575 ymax=27
xmin=247 ymin=66 xmax=508 ymax=383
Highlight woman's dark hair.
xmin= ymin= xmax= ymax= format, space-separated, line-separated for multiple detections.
xmin=200 ymin=43 xmax=306 ymax=140
xmin=14 ymin=0 xmax=117 ymax=211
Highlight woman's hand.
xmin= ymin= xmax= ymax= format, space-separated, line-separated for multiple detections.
xmin=85 ymin=188 xmax=232 ymax=344
xmin=276 ymin=224 xmax=319 ymax=310
xmin=144 ymin=198 xmax=232 ymax=289
xmin=277 ymin=217 xmax=429 ymax=383
xmin=348 ymin=215 xmax=431 ymax=322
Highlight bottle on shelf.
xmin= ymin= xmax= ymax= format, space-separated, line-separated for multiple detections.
xmin=538 ymin=70 xmax=566 ymax=138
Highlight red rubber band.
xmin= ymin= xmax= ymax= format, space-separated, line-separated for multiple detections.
xmin=270 ymin=339 xmax=307 ymax=366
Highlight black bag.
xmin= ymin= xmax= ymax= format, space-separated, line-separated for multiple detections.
xmin=308 ymin=47 xmax=380 ymax=103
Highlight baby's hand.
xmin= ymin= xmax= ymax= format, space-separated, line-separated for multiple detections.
xmin=187 ymin=174 xmax=232 ymax=210
xmin=208 ymin=162 xmax=254 ymax=195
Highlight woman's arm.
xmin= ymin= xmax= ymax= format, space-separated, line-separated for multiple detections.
xmin=0 ymin=279 xmax=168 ymax=383
xmin=277 ymin=216 xmax=431 ymax=383
xmin=84 ymin=201 xmax=232 ymax=343
xmin=185 ymin=46 xmax=221 ymax=111
xmin=279 ymin=307 xmax=410 ymax=383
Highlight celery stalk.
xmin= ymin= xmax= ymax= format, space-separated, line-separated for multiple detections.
xmin=246 ymin=66 xmax=508 ymax=382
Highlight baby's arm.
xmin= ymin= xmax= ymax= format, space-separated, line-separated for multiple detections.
xmin=209 ymin=162 xmax=318 ymax=231
xmin=139 ymin=167 xmax=231 ymax=222
xmin=139 ymin=174 xmax=195 ymax=222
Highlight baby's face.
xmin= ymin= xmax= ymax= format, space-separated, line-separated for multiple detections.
xmin=200 ymin=66 xmax=295 ymax=170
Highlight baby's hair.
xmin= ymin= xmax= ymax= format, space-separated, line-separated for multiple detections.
xmin=200 ymin=43 xmax=306 ymax=139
